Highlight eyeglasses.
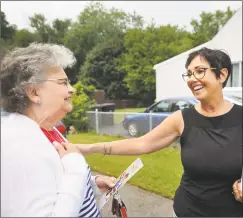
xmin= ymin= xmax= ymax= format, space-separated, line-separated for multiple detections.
xmin=42 ymin=78 xmax=71 ymax=87
xmin=182 ymin=67 xmax=217 ymax=82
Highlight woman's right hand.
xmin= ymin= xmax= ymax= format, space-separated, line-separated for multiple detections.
xmin=53 ymin=141 xmax=81 ymax=158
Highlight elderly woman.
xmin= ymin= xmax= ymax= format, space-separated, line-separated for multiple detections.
xmin=1 ymin=43 xmax=116 ymax=217
xmin=64 ymin=48 xmax=242 ymax=217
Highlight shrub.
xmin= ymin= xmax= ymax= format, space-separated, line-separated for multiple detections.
xmin=64 ymin=81 xmax=96 ymax=132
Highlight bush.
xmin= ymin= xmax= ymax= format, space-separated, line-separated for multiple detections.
xmin=64 ymin=81 xmax=96 ymax=132
xmin=63 ymin=118 xmax=89 ymax=132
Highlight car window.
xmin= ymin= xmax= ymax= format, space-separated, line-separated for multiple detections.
xmin=1 ymin=108 xmax=9 ymax=116
xmin=224 ymin=95 xmax=242 ymax=105
xmin=150 ymin=100 xmax=170 ymax=113
xmin=228 ymin=96 xmax=242 ymax=104
xmin=171 ymin=100 xmax=193 ymax=111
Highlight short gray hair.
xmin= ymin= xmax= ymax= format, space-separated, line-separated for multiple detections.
xmin=0 ymin=43 xmax=76 ymax=113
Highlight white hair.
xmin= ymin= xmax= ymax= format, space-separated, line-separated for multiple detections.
xmin=0 ymin=43 xmax=76 ymax=113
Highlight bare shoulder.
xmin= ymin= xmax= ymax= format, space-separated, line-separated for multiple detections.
xmin=145 ymin=109 xmax=184 ymax=138
xmin=140 ymin=109 xmax=184 ymax=150
xmin=166 ymin=110 xmax=184 ymax=136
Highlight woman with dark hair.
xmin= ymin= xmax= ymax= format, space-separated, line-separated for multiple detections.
xmin=63 ymin=47 xmax=242 ymax=216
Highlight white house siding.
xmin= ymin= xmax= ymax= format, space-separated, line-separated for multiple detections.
xmin=154 ymin=8 xmax=242 ymax=100
xmin=155 ymin=41 xmax=212 ymax=100
xmin=210 ymin=8 xmax=242 ymax=63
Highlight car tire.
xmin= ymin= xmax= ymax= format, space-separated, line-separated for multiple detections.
xmin=128 ymin=122 xmax=138 ymax=137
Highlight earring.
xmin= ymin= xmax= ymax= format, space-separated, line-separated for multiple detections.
xmin=36 ymin=100 xmax=41 ymax=105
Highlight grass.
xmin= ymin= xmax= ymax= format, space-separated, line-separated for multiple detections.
xmin=67 ymin=133 xmax=183 ymax=199
xmin=114 ymin=107 xmax=146 ymax=124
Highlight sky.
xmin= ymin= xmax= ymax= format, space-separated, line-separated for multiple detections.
xmin=1 ymin=1 xmax=242 ymax=31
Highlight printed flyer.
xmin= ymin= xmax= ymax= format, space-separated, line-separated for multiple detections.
xmin=98 ymin=158 xmax=144 ymax=209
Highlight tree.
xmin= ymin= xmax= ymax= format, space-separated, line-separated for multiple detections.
xmin=63 ymin=81 xmax=96 ymax=132
xmin=190 ymin=7 xmax=236 ymax=46
xmin=29 ymin=13 xmax=54 ymax=43
xmin=51 ymin=19 xmax=72 ymax=44
xmin=116 ymin=24 xmax=195 ymax=105
xmin=29 ymin=14 xmax=72 ymax=44
xmin=13 ymin=29 xmax=38 ymax=47
xmin=0 ymin=11 xmax=17 ymax=60
xmin=80 ymin=38 xmax=130 ymax=99
xmin=64 ymin=1 xmax=144 ymax=83
xmin=0 ymin=11 xmax=17 ymax=40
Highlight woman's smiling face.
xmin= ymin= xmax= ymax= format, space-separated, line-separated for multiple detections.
xmin=186 ymin=55 xmax=224 ymax=101
xmin=37 ymin=66 xmax=74 ymax=118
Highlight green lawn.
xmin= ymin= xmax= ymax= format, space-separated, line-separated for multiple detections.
xmin=67 ymin=133 xmax=183 ymax=199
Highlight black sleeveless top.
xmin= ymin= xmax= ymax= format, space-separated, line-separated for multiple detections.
xmin=173 ymin=104 xmax=243 ymax=217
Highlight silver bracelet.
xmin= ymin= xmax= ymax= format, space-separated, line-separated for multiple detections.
xmin=104 ymin=143 xmax=107 ymax=155
xmin=108 ymin=143 xmax=112 ymax=155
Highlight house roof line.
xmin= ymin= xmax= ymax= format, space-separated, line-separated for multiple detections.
xmin=153 ymin=41 xmax=210 ymax=70
xmin=153 ymin=7 xmax=242 ymax=71
xmin=212 ymin=7 xmax=242 ymax=40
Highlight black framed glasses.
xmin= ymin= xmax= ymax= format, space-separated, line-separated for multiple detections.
xmin=182 ymin=67 xmax=217 ymax=82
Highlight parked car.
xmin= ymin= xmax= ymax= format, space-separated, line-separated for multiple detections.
xmin=223 ymin=87 xmax=242 ymax=99
xmin=122 ymin=95 xmax=242 ymax=137
xmin=224 ymin=95 xmax=242 ymax=105
xmin=1 ymin=108 xmax=9 ymax=116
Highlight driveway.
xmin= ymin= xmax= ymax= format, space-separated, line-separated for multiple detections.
xmin=98 ymin=124 xmax=130 ymax=138
xmin=93 ymin=173 xmax=173 ymax=217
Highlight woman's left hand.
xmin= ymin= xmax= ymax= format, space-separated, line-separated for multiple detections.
xmin=232 ymin=179 xmax=242 ymax=203
xmin=95 ymin=175 xmax=116 ymax=193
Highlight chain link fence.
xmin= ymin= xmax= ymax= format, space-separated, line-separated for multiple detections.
xmin=86 ymin=109 xmax=180 ymax=147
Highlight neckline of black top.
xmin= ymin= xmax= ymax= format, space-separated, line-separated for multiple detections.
xmin=192 ymin=104 xmax=236 ymax=119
